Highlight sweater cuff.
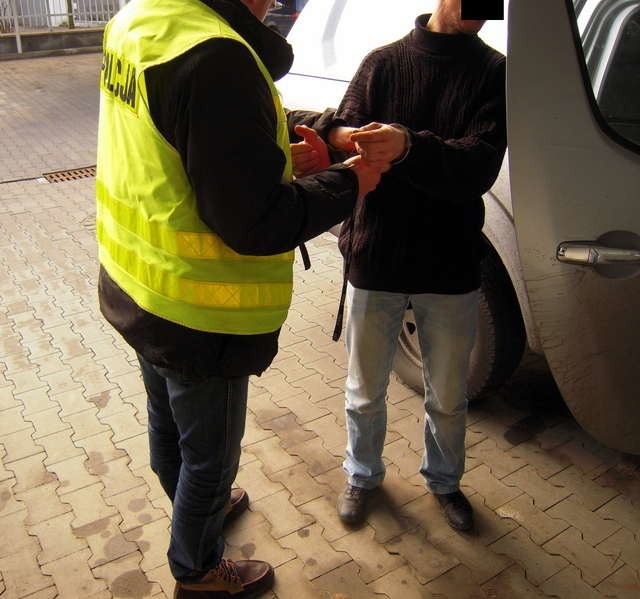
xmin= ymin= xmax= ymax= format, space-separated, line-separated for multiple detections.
xmin=390 ymin=123 xmax=412 ymax=164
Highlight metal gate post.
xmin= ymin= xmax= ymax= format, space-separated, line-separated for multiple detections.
xmin=9 ymin=0 xmax=21 ymax=54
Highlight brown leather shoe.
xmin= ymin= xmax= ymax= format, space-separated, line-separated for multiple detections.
xmin=173 ymin=558 xmax=274 ymax=598
xmin=337 ymin=484 xmax=375 ymax=526
xmin=224 ymin=487 xmax=249 ymax=526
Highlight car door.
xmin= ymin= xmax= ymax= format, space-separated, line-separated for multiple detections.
xmin=507 ymin=0 xmax=640 ymax=453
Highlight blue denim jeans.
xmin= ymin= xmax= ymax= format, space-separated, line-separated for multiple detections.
xmin=343 ymin=284 xmax=478 ymax=495
xmin=138 ymin=355 xmax=249 ymax=583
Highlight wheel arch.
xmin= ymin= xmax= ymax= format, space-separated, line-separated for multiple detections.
xmin=482 ymin=182 xmax=542 ymax=355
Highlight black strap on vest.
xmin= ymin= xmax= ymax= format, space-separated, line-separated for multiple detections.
xmin=332 ymin=218 xmax=354 ymax=342
xmin=298 ymin=243 xmax=311 ymax=270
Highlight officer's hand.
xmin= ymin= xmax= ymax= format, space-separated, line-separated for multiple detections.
xmin=291 ymin=125 xmax=331 ymax=177
xmin=350 ymin=122 xmax=409 ymax=167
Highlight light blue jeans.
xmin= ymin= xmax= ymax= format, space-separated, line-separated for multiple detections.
xmin=343 ymin=284 xmax=479 ymax=495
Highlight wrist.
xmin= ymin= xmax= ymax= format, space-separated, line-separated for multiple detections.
xmin=390 ymin=123 xmax=412 ymax=164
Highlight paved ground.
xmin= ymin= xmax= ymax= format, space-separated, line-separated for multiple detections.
xmin=1 ymin=53 xmax=640 ymax=599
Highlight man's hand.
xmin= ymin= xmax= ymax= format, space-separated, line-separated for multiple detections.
xmin=344 ymin=154 xmax=391 ymax=199
xmin=291 ymin=125 xmax=331 ymax=177
xmin=350 ymin=122 xmax=409 ymax=167
xmin=328 ymin=125 xmax=358 ymax=152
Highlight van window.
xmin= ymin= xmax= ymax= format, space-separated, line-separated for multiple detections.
xmin=573 ymin=0 xmax=640 ymax=148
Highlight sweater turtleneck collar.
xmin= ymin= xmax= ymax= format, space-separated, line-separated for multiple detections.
xmin=410 ymin=13 xmax=482 ymax=55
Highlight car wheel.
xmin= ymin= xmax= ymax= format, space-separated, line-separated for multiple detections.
xmin=392 ymin=246 xmax=526 ymax=402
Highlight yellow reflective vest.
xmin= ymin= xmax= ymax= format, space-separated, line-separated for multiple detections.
xmin=96 ymin=0 xmax=294 ymax=335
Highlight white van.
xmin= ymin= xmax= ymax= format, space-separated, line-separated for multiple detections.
xmin=278 ymin=0 xmax=640 ymax=454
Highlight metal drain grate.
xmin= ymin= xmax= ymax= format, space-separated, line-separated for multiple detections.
xmin=43 ymin=166 xmax=96 ymax=183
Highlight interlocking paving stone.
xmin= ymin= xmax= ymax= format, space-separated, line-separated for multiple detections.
xmin=507 ymin=441 xmax=571 ymax=479
xmin=29 ymin=511 xmax=88 ymax=564
xmin=541 ymin=565 xmax=606 ymax=599
xmin=1 ymin=427 xmax=43 ymax=463
xmin=462 ymin=464 xmax=524 ymax=509
xmin=546 ymin=497 xmax=621 ymax=545
xmin=235 ymin=460 xmax=284 ymax=503
xmin=65 ymin=483 xmax=119 ymax=528
xmin=251 ymin=490 xmax=314 ymax=539
xmin=0 ymin=549 xmax=55 ymax=598
xmin=502 ymin=465 xmax=573 ymax=510
xmin=385 ymin=528 xmax=460 ymax=584
xmin=261 ymin=412 xmax=315 ymax=450
xmin=226 ymin=520 xmax=295 ymax=567
xmin=0 ymin=479 xmax=23 ymax=518
xmin=312 ymin=561 xmax=375 ymax=598
xmin=302 ymin=412 xmax=346 ymax=451
xmin=104 ymin=486 xmax=167 ymax=533
xmin=467 ymin=438 xmax=529 ymax=480
xmin=497 ymin=494 xmax=570 ymax=545
xmin=287 ymin=437 xmax=342 ymax=475
xmin=369 ymin=564 xmax=435 ymax=598
xmin=596 ymin=564 xmax=640 ymax=598
xmin=296 ymin=494 xmax=349 ymax=543
xmin=383 ymin=438 xmax=423 ymax=479
xmin=145 ymin=562 xmax=176 ymax=599
xmin=430 ymin=530 xmax=513 ymax=584
xmin=481 ymin=565 xmax=546 ymax=598
xmin=92 ymin=551 xmax=160 ymax=598
xmin=332 ymin=525 xmax=406 ymax=583
xmin=277 ymin=391 xmax=331 ymax=423
xmin=490 ymin=527 xmax=568 ymax=586
xmin=97 ymin=456 xmax=146 ymax=498
xmin=268 ymin=463 xmax=330 ymax=506
xmin=597 ymin=528 xmax=640 ymax=573
xmin=244 ymin=436 xmax=302 ymax=475
xmin=247 ymin=389 xmax=290 ymax=424
xmin=425 ymin=564 xmax=490 ymax=598
xmin=272 ymin=558 xmax=321 ymax=599
xmin=280 ymin=523 xmax=351 ymax=580
xmin=549 ymin=466 xmax=619 ymax=510
xmin=466 ymin=494 xmax=520 ymax=546
xmin=272 ymin=353 xmax=315 ymax=383
xmin=596 ymin=495 xmax=640 ymax=535
xmin=0 ymin=509 xmax=40 ymax=558
xmin=8 ymin=452 xmax=57 ymax=493
xmin=124 ymin=519 xmax=172 ymax=573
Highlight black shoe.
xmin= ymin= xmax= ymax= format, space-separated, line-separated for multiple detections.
xmin=435 ymin=490 xmax=474 ymax=531
xmin=337 ymin=484 xmax=374 ymax=526
xmin=174 ymin=558 xmax=274 ymax=598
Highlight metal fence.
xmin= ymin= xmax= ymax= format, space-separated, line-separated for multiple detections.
xmin=1 ymin=0 xmax=127 ymax=51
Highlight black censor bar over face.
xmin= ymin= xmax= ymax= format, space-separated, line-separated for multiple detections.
xmin=461 ymin=0 xmax=504 ymax=20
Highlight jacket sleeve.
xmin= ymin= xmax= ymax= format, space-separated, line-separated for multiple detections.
xmin=148 ymin=39 xmax=357 ymax=256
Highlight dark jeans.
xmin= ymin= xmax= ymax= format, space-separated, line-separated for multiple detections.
xmin=138 ymin=354 xmax=249 ymax=582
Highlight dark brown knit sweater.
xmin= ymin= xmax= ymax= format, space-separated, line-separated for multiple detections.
xmin=335 ymin=14 xmax=507 ymax=294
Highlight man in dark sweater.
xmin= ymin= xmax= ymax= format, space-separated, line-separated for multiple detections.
xmin=97 ymin=0 xmax=386 ymax=596
xmin=323 ymin=0 xmax=507 ymax=531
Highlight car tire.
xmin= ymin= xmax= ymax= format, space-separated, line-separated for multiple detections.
xmin=392 ymin=246 xmax=526 ymax=402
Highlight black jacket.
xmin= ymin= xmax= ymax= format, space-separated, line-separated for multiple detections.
xmin=98 ymin=0 xmax=357 ymax=380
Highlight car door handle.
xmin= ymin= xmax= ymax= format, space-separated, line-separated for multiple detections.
xmin=557 ymin=242 xmax=640 ymax=265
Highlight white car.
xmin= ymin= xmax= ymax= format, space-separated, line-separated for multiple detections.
xmin=278 ymin=0 xmax=640 ymax=454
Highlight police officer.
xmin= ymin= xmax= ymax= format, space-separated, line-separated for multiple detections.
xmin=96 ymin=0 xmax=385 ymax=596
